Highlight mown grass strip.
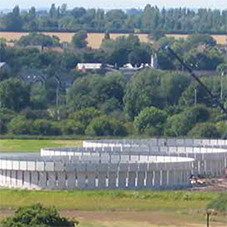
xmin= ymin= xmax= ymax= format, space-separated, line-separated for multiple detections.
xmin=0 ymin=140 xmax=82 ymax=152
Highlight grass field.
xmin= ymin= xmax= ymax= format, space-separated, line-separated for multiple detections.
xmin=0 ymin=139 xmax=82 ymax=152
xmin=0 ymin=190 xmax=217 ymax=210
xmin=0 ymin=190 xmax=226 ymax=227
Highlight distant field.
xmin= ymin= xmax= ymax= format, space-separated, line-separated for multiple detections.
xmin=0 ymin=32 xmax=226 ymax=49
xmin=0 ymin=190 xmax=226 ymax=227
xmin=0 ymin=139 xmax=82 ymax=152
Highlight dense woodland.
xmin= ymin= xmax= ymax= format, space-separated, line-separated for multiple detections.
xmin=1 ymin=4 xmax=227 ymax=34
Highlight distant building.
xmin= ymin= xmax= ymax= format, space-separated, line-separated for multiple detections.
xmin=17 ymin=68 xmax=47 ymax=86
xmin=76 ymin=63 xmax=102 ymax=72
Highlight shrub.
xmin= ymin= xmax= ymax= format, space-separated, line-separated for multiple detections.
xmin=188 ymin=122 xmax=221 ymax=138
xmin=60 ymin=120 xmax=85 ymax=135
xmin=33 ymin=119 xmax=61 ymax=136
xmin=69 ymin=107 xmax=101 ymax=128
xmin=0 ymin=203 xmax=77 ymax=227
xmin=8 ymin=116 xmax=33 ymax=135
xmin=86 ymin=116 xmax=127 ymax=136
xmin=0 ymin=119 xmax=7 ymax=134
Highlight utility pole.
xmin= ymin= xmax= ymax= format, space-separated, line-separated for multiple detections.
xmin=194 ymin=88 xmax=197 ymax=106
xmin=220 ymin=71 xmax=225 ymax=100
xmin=54 ymin=76 xmax=60 ymax=121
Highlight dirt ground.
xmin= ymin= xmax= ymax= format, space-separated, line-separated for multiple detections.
xmin=0 ymin=210 xmax=226 ymax=227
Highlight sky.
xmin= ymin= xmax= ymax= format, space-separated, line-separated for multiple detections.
xmin=0 ymin=0 xmax=226 ymax=10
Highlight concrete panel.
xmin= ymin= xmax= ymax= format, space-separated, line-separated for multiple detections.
xmin=45 ymin=162 xmax=54 ymax=171
xmin=118 ymin=171 xmax=127 ymax=189
xmin=57 ymin=172 xmax=66 ymax=190
xmin=108 ymin=171 xmax=117 ymax=189
xmin=23 ymin=171 xmax=31 ymax=189
xmin=48 ymin=172 xmax=56 ymax=189
xmin=137 ymin=171 xmax=145 ymax=189
xmin=17 ymin=171 xmax=23 ymax=187
xmin=31 ymin=172 xmax=39 ymax=189
xmin=39 ymin=172 xmax=47 ymax=189
xmin=161 ymin=170 xmax=168 ymax=187
xmin=20 ymin=161 xmax=27 ymax=171
xmin=128 ymin=171 xmax=136 ymax=189
xmin=77 ymin=172 xmax=86 ymax=189
xmin=98 ymin=172 xmax=107 ymax=189
xmin=36 ymin=162 xmax=45 ymax=171
xmin=27 ymin=162 xmax=36 ymax=171
xmin=11 ymin=170 xmax=17 ymax=187
xmin=67 ymin=172 xmax=76 ymax=189
xmin=54 ymin=162 xmax=65 ymax=171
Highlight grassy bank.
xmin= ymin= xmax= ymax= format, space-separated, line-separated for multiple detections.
xmin=0 ymin=190 xmax=218 ymax=211
xmin=0 ymin=140 xmax=82 ymax=152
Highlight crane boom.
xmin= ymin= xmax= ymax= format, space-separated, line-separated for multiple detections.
xmin=165 ymin=46 xmax=227 ymax=115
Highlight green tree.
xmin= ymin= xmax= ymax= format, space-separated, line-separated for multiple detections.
xmin=160 ymin=72 xmax=190 ymax=105
xmin=33 ymin=119 xmax=61 ymax=136
xmin=133 ymin=107 xmax=167 ymax=134
xmin=0 ymin=203 xmax=77 ymax=227
xmin=72 ymin=30 xmax=88 ymax=48
xmin=124 ymin=69 xmax=163 ymax=120
xmin=60 ymin=120 xmax=85 ymax=135
xmin=17 ymin=33 xmax=60 ymax=47
xmin=86 ymin=116 xmax=127 ymax=136
xmin=69 ymin=107 xmax=101 ymax=129
xmin=8 ymin=116 xmax=33 ymax=135
xmin=0 ymin=78 xmax=30 ymax=111
xmin=188 ymin=122 xmax=220 ymax=138
xmin=4 ymin=6 xmax=23 ymax=31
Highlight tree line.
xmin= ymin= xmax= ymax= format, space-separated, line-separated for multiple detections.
xmin=1 ymin=4 xmax=227 ymax=34
xmin=1 ymin=70 xmax=227 ymax=139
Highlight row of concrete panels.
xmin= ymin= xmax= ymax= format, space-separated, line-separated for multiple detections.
xmin=0 ymin=169 xmax=191 ymax=190
xmin=0 ymin=159 xmax=193 ymax=172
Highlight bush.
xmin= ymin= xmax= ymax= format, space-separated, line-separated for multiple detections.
xmin=0 ymin=203 xmax=77 ymax=227
xmin=164 ymin=108 xmax=199 ymax=137
xmin=69 ymin=107 xmax=101 ymax=128
xmin=60 ymin=120 xmax=85 ymax=135
xmin=33 ymin=119 xmax=61 ymax=136
xmin=188 ymin=122 xmax=221 ymax=138
xmin=86 ymin=116 xmax=127 ymax=136
xmin=8 ymin=116 xmax=33 ymax=135
xmin=0 ymin=119 xmax=7 ymax=134
xmin=133 ymin=106 xmax=167 ymax=134
xmin=20 ymin=108 xmax=50 ymax=120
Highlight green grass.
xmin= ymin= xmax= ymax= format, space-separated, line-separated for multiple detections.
xmin=1 ymin=190 xmax=226 ymax=226
xmin=0 ymin=190 xmax=218 ymax=211
xmin=0 ymin=140 xmax=82 ymax=152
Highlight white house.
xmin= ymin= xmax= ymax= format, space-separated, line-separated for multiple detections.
xmin=76 ymin=63 xmax=102 ymax=72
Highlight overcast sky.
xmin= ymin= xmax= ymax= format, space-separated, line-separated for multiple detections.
xmin=0 ymin=0 xmax=226 ymax=10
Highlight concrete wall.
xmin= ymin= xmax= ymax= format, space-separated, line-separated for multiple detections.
xmin=0 ymin=161 xmax=192 ymax=190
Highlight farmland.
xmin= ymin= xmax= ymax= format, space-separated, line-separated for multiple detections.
xmin=0 ymin=32 xmax=226 ymax=49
